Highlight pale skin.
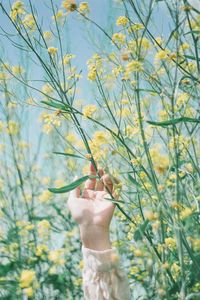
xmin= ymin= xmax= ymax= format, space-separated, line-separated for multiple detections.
xmin=67 ymin=163 xmax=118 ymax=251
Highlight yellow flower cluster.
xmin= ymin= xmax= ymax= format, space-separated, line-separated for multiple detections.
xmin=7 ymin=120 xmax=19 ymax=135
xmin=63 ymin=53 xmax=75 ymax=65
xmin=83 ymin=104 xmax=97 ymax=118
xmin=164 ymin=237 xmax=176 ymax=249
xmin=87 ymin=54 xmax=102 ymax=81
xmin=10 ymin=1 xmax=25 ymax=21
xmin=48 ymin=249 xmax=65 ymax=265
xmin=40 ymin=111 xmax=61 ymax=134
xmin=176 ymin=92 xmax=190 ymax=106
xmin=0 ymin=121 xmax=4 ymax=132
xmin=12 ymin=65 xmax=24 ymax=75
xmin=38 ymin=190 xmax=52 ymax=203
xmin=145 ymin=210 xmax=159 ymax=221
xmin=19 ymin=269 xmax=36 ymax=288
xmin=62 ymin=0 xmax=77 ymax=12
xmin=124 ymin=60 xmax=143 ymax=78
xmin=116 ymin=16 xmax=128 ymax=26
xmin=52 ymin=10 xmax=65 ymax=21
xmin=42 ymin=83 xmax=54 ymax=94
xmin=180 ymin=207 xmax=193 ymax=219
xmin=78 ymin=2 xmax=90 ymax=14
xmin=22 ymin=14 xmax=36 ymax=31
xmin=128 ymin=23 xmax=144 ymax=32
xmin=48 ymin=47 xmax=58 ymax=56
xmin=37 ymin=219 xmax=51 ymax=238
xmin=112 ymin=33 xmax=126 ymax=44
xmin=43 ymin=31 xmax=52 ymax=40
xmin=154 ymin=49 xmax=170 ymax=61
xmin=92 ymin=130 xmax=109 ymax=146
xmin=149 ymin=146 xmax=169 ymax=174
xmin=35 ymin=244 xmax=48 ymax=257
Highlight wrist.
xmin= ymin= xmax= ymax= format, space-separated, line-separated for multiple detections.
xmin=79 ymin=224 xmax=112 ymax=251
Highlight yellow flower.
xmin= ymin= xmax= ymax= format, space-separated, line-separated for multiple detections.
xmin=48 ymin=47 xmax=58 ymax=56
xmin=164 ymin=237 xmax=176 ymax=249
xmin=74 ymin=277 xmax=82 ymax=286
xmin=41 ymin=84 xmax=54 ymax=94
xmin=48 ymin=249 xmax=65 ymax=265
xmin=116 ymin=16 xmax=128 ymax=26
xmin=42 ymin=124 xmax=52 ymax=134
xmin=93 ymin=131 xmax=109 ymax=146
xmin=155 ymin=49 xmax=169 ymax=61
xmin=65 ymin=133 xmax=77 ymax=143
xmin=128 ymin=23 xmax=144 ymax=32
xmin=117 ymin=107 xmax=131 ymax=117
xmin=52 ymin=10 xmax=65 ymax=21
xmin=12 ymin=65 xmax=24 ymax=75
xmin=176 ymin=93 xmax=190 ymax=106
xmin=112 ymin=33 xmax=126 ymax=44
xmin=79 ymin=259 xmax=84 ymax=270
xmin=145 ymin=211 xmax=158 ymax=221
xmin=83 ymin=104 xmax=97 ymax=118
xmin=125 ymin=60 xmax=143 ymax=74
xmin=22 ymin=14 xmax=36 ymax=31
xmin=62 ymin=0 xmax=77 ymax=12
xmin=43 ymin=31 xmax=52 ymax=40
xmin=35 ymin=244 xmax=48 ymax=257
xmin=78 ymin=2 xmax=89 ymax=14
xmin=191 ymin=239 xmax=200 ymax=251
xmin=180 ymin=43 xmax=190 ymax=51
xmin=180 ymin=207 xmax=193 ymax=219
xmin=37 ymin=220 xmax=51 ymax=238
xmin=38 ymin=190 xmax=52 ymax=203
xmin=0 ymin=121 xmax=4 ymax=132
xmin=63 ymin=54 xmax=75 ymax=65
xmin=19 ymin=270 xmax=36 ymax=288
xmin=24 ymin=287 xmax=33 ymax=298
xmin=10 ymin=1 xmax=25 ymax=21
xmin=87 ymin=66 xmax=97 ymax=80
xmin=7 ymin=120 xmax=19 ymax=135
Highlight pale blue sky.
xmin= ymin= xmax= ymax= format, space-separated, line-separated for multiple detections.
xmin=1 ymin=0 xmax=198 ymax=160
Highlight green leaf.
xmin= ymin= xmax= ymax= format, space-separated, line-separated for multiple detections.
xmin=53 ymin=151 xmax=86 ymax=160
xmin=134 ymin=220 xmax=149 ymax=241
xmin=184 ymin=55 xmax=200 ymax=61
xmin=48 ymin=175 xmax=98 ymax=194
xmin=146 ymin=117 xmax=200 ymax=127
xmin=41 ymin=100 xmax=70 ymax=111
xmin=128 ymin=174 xmax=142 ymax=188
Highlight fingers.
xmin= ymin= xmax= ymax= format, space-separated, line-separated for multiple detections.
xmin=84 ymin=162 xmax=97 ymax=190
xmin=68 ymin=175 xmax=80 ymax=200
xmin=102 ymin=174 xmax=113 ymax=194
xmin=96 ymin=169 xmax=104 ymax=191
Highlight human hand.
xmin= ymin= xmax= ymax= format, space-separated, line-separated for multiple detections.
xmin=67 ymin=163 xmax=119 ymax=250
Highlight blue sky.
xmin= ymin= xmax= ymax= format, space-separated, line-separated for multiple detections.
xmin=0 ymin=0 xmax=199 ymax=158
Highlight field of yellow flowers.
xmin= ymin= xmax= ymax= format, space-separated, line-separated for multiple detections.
xmin=0 ymin=0 xmax=200 ymax=299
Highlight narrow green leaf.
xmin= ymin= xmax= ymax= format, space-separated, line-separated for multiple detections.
xmin=134 ymin=219 xmax=149 ymax=241
xmin=146 ymin=117 xmax=200 ymax=127
xmin=184 ymin=55 xmax=200 ymax=61
xmin=53 ymin=151 xmax=86 ymax=160
xmin=128 ymin=174 xmax=142 ymax=188
xmin=41 ymin=100 xmax=69 ymax=111
xmin=48 ymin=175 xmax=98 ymax=194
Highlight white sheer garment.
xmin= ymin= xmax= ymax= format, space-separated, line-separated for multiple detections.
xmin=81 ymin=245 xmax=132 ymax=300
